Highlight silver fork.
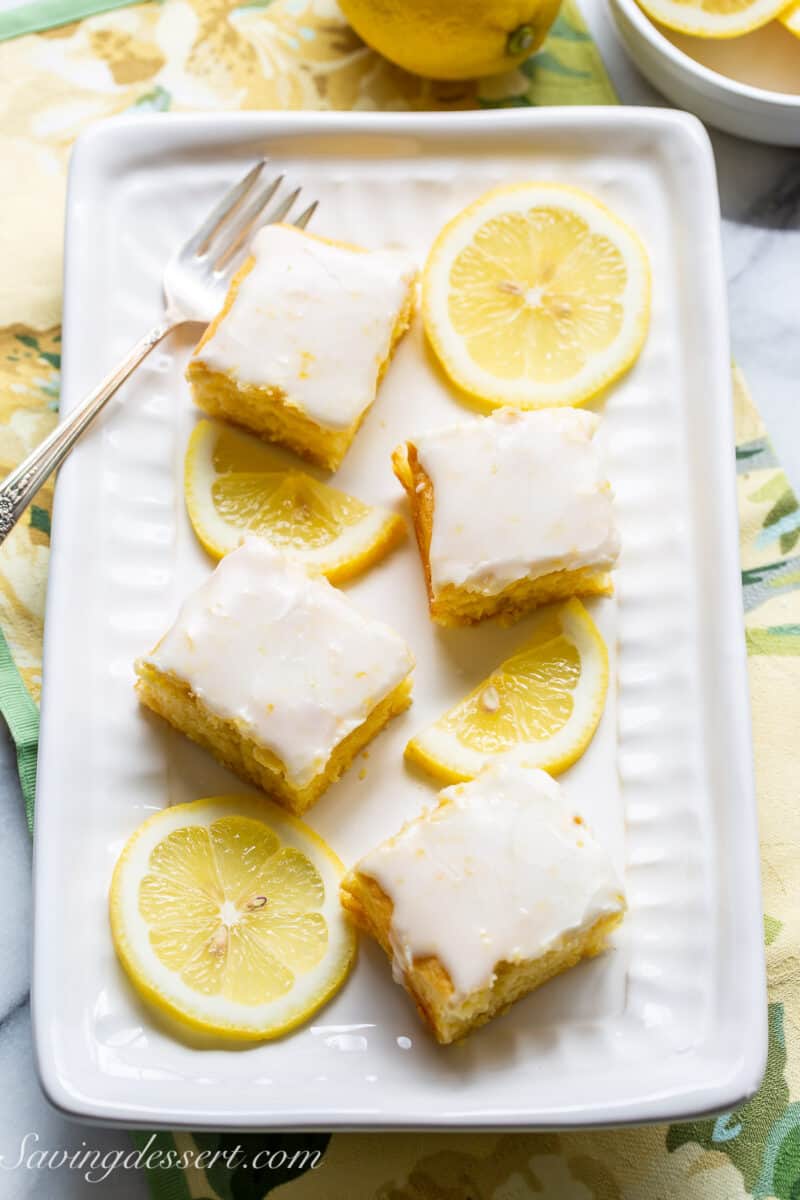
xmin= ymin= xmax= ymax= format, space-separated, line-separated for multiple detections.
xmin=0 ymin=160 xmax=317 ymax=546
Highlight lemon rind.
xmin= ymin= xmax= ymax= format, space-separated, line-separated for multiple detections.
xmin=637 ymin=0 xmax=789 ymax=36
xmin=779 ymin=0 xmax=800 ymax=32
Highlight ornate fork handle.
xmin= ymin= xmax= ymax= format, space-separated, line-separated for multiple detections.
xmin=0 ymin=319 xmax=176 ymax=546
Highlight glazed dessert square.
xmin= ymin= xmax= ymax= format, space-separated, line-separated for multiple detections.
xmin=392 ymin=407 xmax=620 ymax=625
xmin=135 ymin=538 xmax=414 ymax=814
xmin=340 ymin=756 xmax=626 ymax=1045
xmin=187 ymin=224 xmax=418 ymax=471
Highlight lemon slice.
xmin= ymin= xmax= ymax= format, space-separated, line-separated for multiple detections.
xmin=185 ymin=419 xmax=404 ymax=583
xmin=422 ymin=183 xmax=650 ymax=410
xmin=637 ymin=0 xmax=788 ymax=36
xmin=780 ymin=0 xmax=800 ymax=34
xmin=109 ymin=795 xmax=356 ymax=1041
xmin=406 ymin=598 xmax=608 ymax=783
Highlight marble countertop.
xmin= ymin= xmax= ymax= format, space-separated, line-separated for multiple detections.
xmin=0 ymin=4 xmax=797 ymax=1195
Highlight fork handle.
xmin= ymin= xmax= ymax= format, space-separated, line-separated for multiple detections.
xmin=0 ymin=319 xmax=176 ymax=547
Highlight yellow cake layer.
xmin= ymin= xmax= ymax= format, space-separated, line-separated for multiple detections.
xmin=188 ymin=249 xmax=417 ymax=472
xmin=432 ymin=566 xmax=613 ymax=627
xmin=340 ymin=868 xmax=623 ymax=1044
xmin=392 ymin=442 xmax=613 ymax=627
xmin=136 ymin=664 xmax=412 ymax=816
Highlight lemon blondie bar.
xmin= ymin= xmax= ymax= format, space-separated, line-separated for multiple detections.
xmin=187 ymin=224 xmax=418 ymax=471
xmin=340 ymin=756 xmax=626 ymax=1044
xmin=392 ymin=407 xmax=620 ymax=626
xmin=135 ymin=538 xmax=414 ymax=814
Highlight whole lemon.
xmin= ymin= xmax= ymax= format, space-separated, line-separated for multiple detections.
xmin=338 ymin=0 xmax=563 ymax=81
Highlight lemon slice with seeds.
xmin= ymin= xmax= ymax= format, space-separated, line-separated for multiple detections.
xmin=780 ymin=0 xmax=800 ymax=35
xmin=185 ymin=419 xmax=404 ymax=582
xmin=423 ymin=183 xmax=650 ymax=409
xmin=109 ymin=796 xmax=356 ymax=1040
xmin=406 ymin=598 xmax=608 ymax=783
xmin=637 ymin=0 xmax=788 ymax=36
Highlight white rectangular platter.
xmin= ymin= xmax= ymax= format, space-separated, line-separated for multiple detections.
xmin=33 ymin=109 xmax=766 ymax=1130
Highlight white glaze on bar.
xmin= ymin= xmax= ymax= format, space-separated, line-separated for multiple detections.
xmin=357 ymin=757 xmax=625 ymax=998
xmin=413 ymin=408 xmax=620 ymax=595
xmin=143 ymin=538 xmax=414 ymax=787
xmin=195 ymin=224 xmax=417 ymax=431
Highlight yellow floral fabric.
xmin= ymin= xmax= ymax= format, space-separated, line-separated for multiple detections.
xmin=2 ymin=4 xmax=799 ymax=1199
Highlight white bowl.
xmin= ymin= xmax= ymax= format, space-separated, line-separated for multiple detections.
xmin=610 ymin=0 xmax=800 ymax=145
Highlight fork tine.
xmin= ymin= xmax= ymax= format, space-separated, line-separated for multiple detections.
xmin=213 ymin=185 xmax=304 ymax=272
xmin=266 ymin=186 xmax=302 ymax=227
xmin=210 ymin=173 xmax=285 ymax=270
xmin=293 ymin=200 xmax=318 ymax=230
xmin=184 ymin=159 xmax=268 ymax=258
